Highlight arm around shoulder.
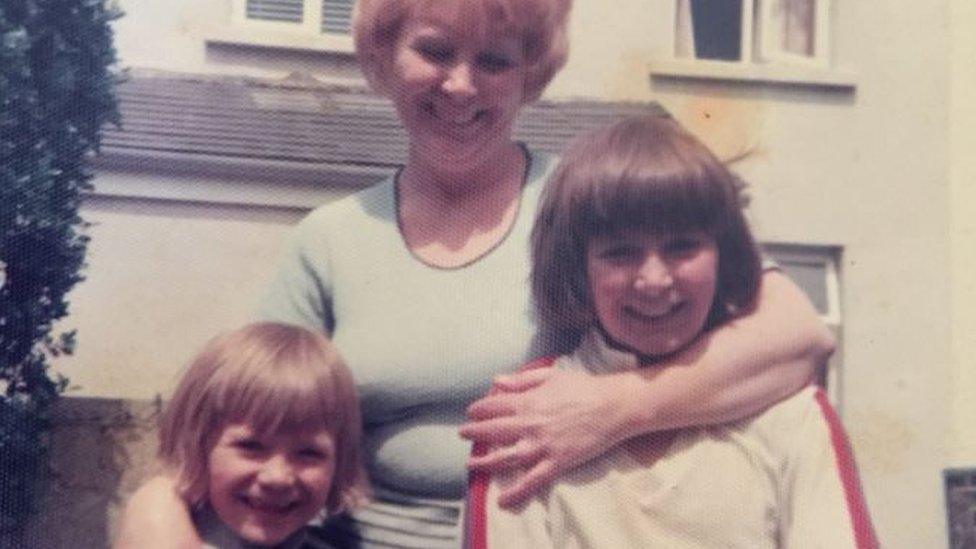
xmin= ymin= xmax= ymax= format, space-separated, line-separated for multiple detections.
xmin=113 ymin=476 xmax=202 ymax=549
xmin=461 ymin=271 xmax=836 ymax=508
xmin=751 ymin=269 xmax=837 ymax=368
xmin=616 ymin=269 xmax=836 ymax=435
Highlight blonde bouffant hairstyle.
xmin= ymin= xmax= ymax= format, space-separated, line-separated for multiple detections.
xmin=157 ymin=322 xmax=369 ymax=515
xmin=531 ymin=116 xmax=763 ymax=336
xmin=354 ymin=0 xmax=572 ymax=102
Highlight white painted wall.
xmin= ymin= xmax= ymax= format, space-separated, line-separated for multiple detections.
xmin=949 ymin=0 xmax=976 ymax=466
xmin=62 ymin=1 xmax=966 ymax=546
xmin=112 ymin=0 xmax=362 ymax=81
xmin=59 ymin=171 xmax=356 ymax=399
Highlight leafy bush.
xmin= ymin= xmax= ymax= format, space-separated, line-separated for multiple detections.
xmin=0 ymin=0 xmax=120 ymax=541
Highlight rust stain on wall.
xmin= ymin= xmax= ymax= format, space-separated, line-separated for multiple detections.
xmin=847 ymin=409 xmax=916 ymax=475
xmin=669 ymin=95 xmax=766 ymax=164
xmin=608 ymin=49 xmax=657 ymax=102
xmin=605 ymin=51 xmax=766 ymax=165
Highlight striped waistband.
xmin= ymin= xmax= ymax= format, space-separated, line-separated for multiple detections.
xmin=309 ymin=487 xmax=464 ymax=549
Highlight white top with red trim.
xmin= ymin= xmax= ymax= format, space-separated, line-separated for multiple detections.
xmin=467 ymin=330 xmax=876 ymax=549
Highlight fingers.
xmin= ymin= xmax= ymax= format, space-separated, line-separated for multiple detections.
xmin=467 ymin=439 xmax=543 ymax=472
xmin=497 ymin=460 xmax=557 ymax=509
xmin=466 ymin=392 xmax=518 ymax=421
xmin=458 ymin=416 xmax=522 ymax=445
xmin=467 ymin=369 xmax=556 ymax=420
xmin=491 ymin=368 xmax=553 ymax=392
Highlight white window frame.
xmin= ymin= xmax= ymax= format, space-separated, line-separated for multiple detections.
xmin=234 ymin=0 xmax=356 ymax=37
xmin=766 ymin=245 xmax=841 ymax=326
xmin=764 ymin=243 xmax=843 ymax=407
xmin=212 ymin=0 xmax=354 ymax=53
xmin=757 ymin=0 xmax=831 ymax=69
xmin=675 ymin=0 xmax=829 ymax=68
xmin=231 ymin=0 xmax=322 ymax=36
xmin=655 ymin=0 xmax=853 ymax=89
xmin=673 ymin=0 xmax=754 ymax=64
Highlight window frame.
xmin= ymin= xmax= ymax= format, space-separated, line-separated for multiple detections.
xmin=212 ymin=0 xmax=354 ymax=53
xmin=230 ymin=0 xmax=353 ymax=38
xmin=757 ymin=0 xmax=832 ymax=69
xmin=654 ymin=0 xmax=853 ymax=89
xmin=763 ymin=243 xmax=843 ymax=407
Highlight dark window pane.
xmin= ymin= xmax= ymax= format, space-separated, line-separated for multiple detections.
xmin=690 ymin=0 xmax=743 ymax=61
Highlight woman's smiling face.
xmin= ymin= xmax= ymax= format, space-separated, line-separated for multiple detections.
xmin=386 ymin=7 xmax=527 ymax=172
xmin=586 ymin=230 xmax=719 ymax=359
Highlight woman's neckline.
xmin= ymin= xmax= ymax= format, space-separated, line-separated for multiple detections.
xmin=394 ymin=143 xmax=533 ymax=271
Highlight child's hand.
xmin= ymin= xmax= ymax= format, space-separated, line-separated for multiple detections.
xmin=460 ymin=368 xmax=633 ymax=509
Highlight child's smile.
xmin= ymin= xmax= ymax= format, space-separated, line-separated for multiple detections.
xmin=586 ymin=230 xmax=718 ymax=359
xmin=207 ymin=422 xmax=336 ymax=545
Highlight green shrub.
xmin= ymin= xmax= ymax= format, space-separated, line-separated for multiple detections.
xmin=0 ymin=0 xmax=120 ymax=541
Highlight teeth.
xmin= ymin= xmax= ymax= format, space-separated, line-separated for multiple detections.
xmin=426 ymin=102 xmax=482 ymax=126
xmin=628 ymin=303 xmax=680 ymax=319
xmin=243 ymin=495 xmax=296 ymax=512
xmin=636 ymin=310 xmax=670 ymax=319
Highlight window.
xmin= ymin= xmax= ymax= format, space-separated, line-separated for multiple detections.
xmin=232 ymin=0 xmax=355 ymax=36
xmin=764 ymin=243 xmax=843 ymax=404
xmin=674 ymin=0 xmax=831 ymax=69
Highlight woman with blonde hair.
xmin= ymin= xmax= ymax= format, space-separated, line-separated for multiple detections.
xmin=123 ymin=0 xmax=834 ymax=547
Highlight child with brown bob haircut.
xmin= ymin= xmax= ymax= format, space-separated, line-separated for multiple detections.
xmin=115 ymin=323 xmax=369 ymax=549
xmin=467 ymin=116 xmax=876 ymax=548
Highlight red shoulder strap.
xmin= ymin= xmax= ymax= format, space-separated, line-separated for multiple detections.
xmin=465 ymin=355 xmax=559 ymax=549
xmin=518 ymin=354 xmax=559 ymax=372
xmin=813 ymin=388 xmax=878 ymax=549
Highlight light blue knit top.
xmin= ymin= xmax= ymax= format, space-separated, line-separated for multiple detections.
xmin=259 ymin=148 xmax=562 ymax=500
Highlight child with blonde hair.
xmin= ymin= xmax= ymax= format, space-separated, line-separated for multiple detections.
xmin=467 ymin=116 xmax=876 ymax=548
xmin=115 ymin=322 xmax=369 ymax=548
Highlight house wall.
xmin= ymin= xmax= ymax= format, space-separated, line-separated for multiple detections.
xmin=949 ymin=0 xmax=976 ymax=466
xmin=54 ymin=1 xmax=963 ymax=546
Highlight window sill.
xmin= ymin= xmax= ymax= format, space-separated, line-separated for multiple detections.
xmin=204 ymin=27 xmax=354 ymax=55
xmin=649 ymin=59 xmax=857 ymax=90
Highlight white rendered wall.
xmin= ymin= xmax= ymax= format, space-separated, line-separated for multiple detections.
xmin=58 ymin=173 xmax=356 ymax=399
xmin=949 ymin=0 xmax=976 ymax=466
xmin=111 ymin=0 xmax=363 ymax=81
xmin=63 ymin=1 xmax=962 ymax=546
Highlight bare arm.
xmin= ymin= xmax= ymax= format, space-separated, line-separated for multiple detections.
xmin=113 ymin=476 xmax=202 ymax=549
xmin=612 ymin=269 xmax=834 ymax=434
xmin=461 ymin=270 xmax=835 ymax=507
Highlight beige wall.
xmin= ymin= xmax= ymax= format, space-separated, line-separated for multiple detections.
xmin=112 ymin=0 xmax=362 ymax=81
xmin=58 ymin=1 xmax=965 ymax=546
xmin=950 ymin=0 xmax=976 ymax=465
xmin=61 ymin=197 xmax=295 ymax=399
xmin=60 ymin=169 xmax=357 ymax=399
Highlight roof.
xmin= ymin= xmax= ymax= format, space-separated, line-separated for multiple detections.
xmin=97 ymin=71 xmax=668 ymax=187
